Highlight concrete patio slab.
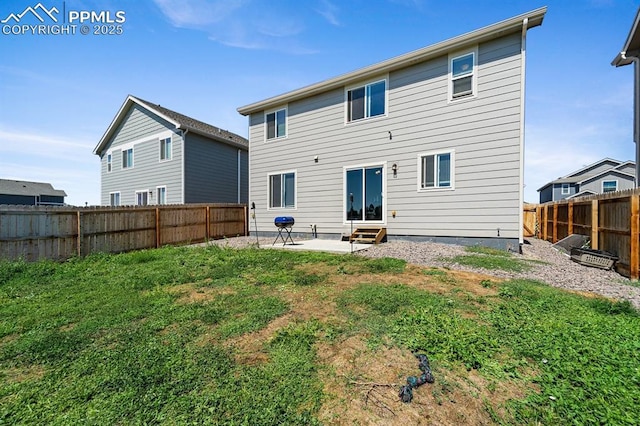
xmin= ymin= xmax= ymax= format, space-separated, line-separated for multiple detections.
xmin=266 ymin=239 xmax=370 ymax=253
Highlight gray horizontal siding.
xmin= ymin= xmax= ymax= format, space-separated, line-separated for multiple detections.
xmin=184 ymin=133 xmax=247 ymax=203
xmin=100 ymin=105 xmax=183 ymax=205
xmin=248 ymin=32 xmax=524 ymax=239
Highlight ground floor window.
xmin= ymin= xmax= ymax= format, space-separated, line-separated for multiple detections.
xmin=109 ymin=192 xmax=120 ymax=206
xmin=345 ymin=165 xmax=383 ymax=221
xmin=419 ymin=150 xmax=454 ymax=190
xmin=136 ymin=190 xmax=148 ymax=206
xmin=269 ymin=171 xmax=295 ymax=208
xmin=157 ymin=186 xmax=167 ymax=205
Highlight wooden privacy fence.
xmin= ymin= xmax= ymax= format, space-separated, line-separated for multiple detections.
xmin=529 ymin=189 xmax=640 ymax=280
xmin=0 ymin=203 xmax=248 ymax=262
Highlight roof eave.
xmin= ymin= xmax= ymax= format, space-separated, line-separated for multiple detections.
xmin=181 ymin=125 xmax=248 ymax=150
xmin=237 ymin=6 xmax=547 ymax=116
xmin=612 ymin=7 xmax=640 ymax=67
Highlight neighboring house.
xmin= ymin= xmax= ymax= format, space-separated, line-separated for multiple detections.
xmin=612 ymin=7 xmax=640 ymax=187
xmin=537 ymin=158 xmax=636 ymax=203
xmin=94 ymin=95 xmax=248 ymax=206
xmin=0 ymin=179 xmax=66 ymax=205
xmin=237 ymin=8 xmax=546 ymax=249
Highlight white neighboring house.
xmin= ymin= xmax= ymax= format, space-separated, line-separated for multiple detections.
xmin=238 ymin=8 xmax=546 ymax=250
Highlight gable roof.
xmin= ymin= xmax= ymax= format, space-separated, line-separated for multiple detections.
xmin=237 ymin=7 xmax=546 ymax=116
xmin=94 ymin=95 xmax=248 ymax=155
xmin=563 ymin=157 xmax=623 ymax=179
xmin=612 ymin=7 xmax=640 ymax=66
xmin=0 ymin=179 xmax=67 ymax=197
xmin=537 ymin=158 xmax=636 ymax=192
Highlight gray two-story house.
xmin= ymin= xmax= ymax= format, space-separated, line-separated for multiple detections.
xmin=238 ymin=8 xmax=546 ymax=250
xmin=537 ymin=158 xmax=636 ymax=203
xmin=94 ymin=95 xmax=248 ymax=206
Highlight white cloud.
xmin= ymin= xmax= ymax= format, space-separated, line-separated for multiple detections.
xmin=315 ymin=0 xmax=340 ymax=26
xmin=152 ymin=0 xmax=317 ymax=54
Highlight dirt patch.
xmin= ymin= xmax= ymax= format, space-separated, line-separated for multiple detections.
xmin=3 ymin=365 xmax=46 ymax=384
xmin=167 ymin=282 xmax=237 ymax=304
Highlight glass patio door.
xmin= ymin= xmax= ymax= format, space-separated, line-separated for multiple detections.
xmin=346 ymin=165 xmax=383 ymax=222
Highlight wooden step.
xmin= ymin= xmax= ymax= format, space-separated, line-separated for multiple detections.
xmin=349 ymin=227 xmax=387 ymax=244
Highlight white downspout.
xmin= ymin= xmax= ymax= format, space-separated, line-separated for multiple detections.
xmin=518 ymin=17 xmax=528 ymax=246
xmin=181 ymin=129 xmax=188 ymax=203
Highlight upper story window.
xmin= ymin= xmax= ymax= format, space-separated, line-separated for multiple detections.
xmin=418 ymin=150 xmax=454 ymax=190
xmin=561 ymin=183 xmax=570 ymax=195
xmin=266 ymin=108 xmax=286 ymax=140
xmin=107 ymin=153 xmax=112 ymax=172
xmin=160 ymin=137 xmax=172 ymax=161
xmin=603 ymin=180 xmax=618 ymax=193
xmin=450 ymin=51 xmax=476 ymax=100
xmin=347 ymin=79 xmax=386 ymax=122
xmin=122 ymin=148 xmax=133 ymax=169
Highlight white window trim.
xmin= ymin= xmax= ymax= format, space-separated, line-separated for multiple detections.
xmin=156 ymin=185 xmax=167 ymax=205
xmin=159 ymin=136 xmax=172 ymax=162
xmin=264 ymin=106 xmax=288 ymax=141
xmin=135 ymin=189 xmax=150 ymax=206
xmin=344 ymin=76 xmax=389 ymax=124
xmin=602 ymin=180 xmax=618 ymax=192
xmin=342 ymin=161 xmax=387 ymax=225
xmin=106 ymin=151 xmax=112 ymax=173
xmin=417 ymin=149 xmax=455 ymax=192
xmin=561 ymin=183 xmax=570 ymax=195
xmin=109 ymin=191 xmax=121 ymax=206
xmin=266 ymin=169 xmax=297 ymax=210
xmin=448 ymin=48 xmax=478 ymax=103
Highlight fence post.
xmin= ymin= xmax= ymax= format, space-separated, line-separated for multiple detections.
xmin=591 ymin=199 xmax=599 ymax=250
xmin=543 ymin=204 xmax=548 ymax=241
xmin=568 ymin=201 xmax=574 ymax=235
xmin=77 ymin=210 xmax=82 ymax=257
xmin=631 ymin=195 xmax=639 ymax=280
xmin=552 ymin=204 xmax=558 ymax=243
xmin=206 ymin=206 xmax=210 ymax=242
xmin=155 ymin=207 xmax=160 ymax=248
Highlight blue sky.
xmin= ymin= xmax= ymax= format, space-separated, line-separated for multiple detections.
xmin=0 ymin=0 xmax=639 ymax=206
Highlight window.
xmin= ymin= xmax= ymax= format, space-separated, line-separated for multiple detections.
xmin=266 ymin=108 xmax=286 ymax=140
xmin=419 ymin=151 xmax=454 ymax=190
xmin=160 ymin=137 xmax=172 ymax=161
xmin=122 ymin=148 xmax=133 ymax=169
xmin=136 ymin=191 xmax=148 ymax=206
xmin=450 ymin=52 xmax=475 ymax=99
xmin=269 ymin=172 xmax=295 ymax=208
xmin=345 ymin=165 xmax=383 ymax=222
xmin=603 ymin=180 xmax=618 ymax=193
xmin=561 ymin=183 xmax=570 ymax=195
xmin=107 ymin=153 xmax=112 ymax=172
xmin=157 ymin=186 xmax=166 ymax=205
xmin=347 ymin=79 xmax=386 ymax=122
xmin=109 ymin=192 xmax=120 ymax=206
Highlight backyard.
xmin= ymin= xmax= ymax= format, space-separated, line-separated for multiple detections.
xmin=1 ymin=244 xmax=639 ymax=425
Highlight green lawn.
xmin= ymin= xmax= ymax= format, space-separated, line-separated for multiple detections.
xmin=1 ymin=245 xmax=639 ymax=425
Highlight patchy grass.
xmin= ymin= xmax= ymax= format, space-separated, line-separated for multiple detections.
xmin=1 ymin=246 xmax=639 ymax=425
xmin=446 ymin=246 xmax=544 ymax=273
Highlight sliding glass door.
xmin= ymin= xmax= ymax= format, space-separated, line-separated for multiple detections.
xmin=345 ymin=165 xmax=383 ymax=222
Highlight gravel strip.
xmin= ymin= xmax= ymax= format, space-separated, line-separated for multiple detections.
xmin=205 ymin=236 xmax=640 ymax=309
